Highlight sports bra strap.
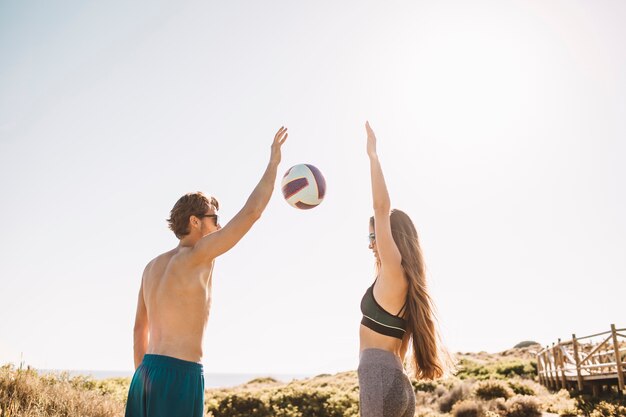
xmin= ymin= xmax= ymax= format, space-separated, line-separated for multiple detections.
xmin=374 ymin=277 xmax=408 ymax=318
xmin=396 ymin=300 xmax=408 ymax=318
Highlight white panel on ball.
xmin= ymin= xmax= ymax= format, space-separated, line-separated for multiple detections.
xmin=281 ymin=164 xmax=326 ymax=210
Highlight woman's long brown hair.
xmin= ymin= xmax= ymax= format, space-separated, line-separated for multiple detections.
xmin=371 ymin=209 xmax=454 ymax=380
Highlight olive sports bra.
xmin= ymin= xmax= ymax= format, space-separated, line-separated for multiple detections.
xmin=360 ymin=280 xmax=408 ymax=339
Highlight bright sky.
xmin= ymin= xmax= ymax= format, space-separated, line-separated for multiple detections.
xmin=1 ymin=0 xmax=625 ymax=375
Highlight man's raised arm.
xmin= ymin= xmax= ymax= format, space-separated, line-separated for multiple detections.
xmin=190 ymin=126 xmax=288 ymax=262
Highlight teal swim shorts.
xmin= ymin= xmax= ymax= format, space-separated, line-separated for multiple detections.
xmin=125 ymin=354 xmax=204 ymax=417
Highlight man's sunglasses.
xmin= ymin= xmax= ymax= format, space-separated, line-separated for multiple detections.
xmin=368 ymin=233 xmax=376 ymax=244
xmin=199 ymin=214 xmax=219 ymax=225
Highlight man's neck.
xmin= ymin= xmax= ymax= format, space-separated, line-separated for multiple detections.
xmin=178 ymin=235 xmax=200 ymax=248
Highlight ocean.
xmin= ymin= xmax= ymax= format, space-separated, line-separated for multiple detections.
xmin=37 ymin=369 xmax=312 ymax=388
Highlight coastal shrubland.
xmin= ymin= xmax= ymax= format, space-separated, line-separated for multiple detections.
xmin=0 ymin=364 xmax=126 ymax=417
xmin=2 ymin=346 xmax=625 ymax=416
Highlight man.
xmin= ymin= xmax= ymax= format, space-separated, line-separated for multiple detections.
xmin=125 ymin=127 xmax=288 ymax=417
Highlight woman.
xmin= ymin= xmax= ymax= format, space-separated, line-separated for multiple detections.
xmin=359 ymin=122 xmax=452 ymax=417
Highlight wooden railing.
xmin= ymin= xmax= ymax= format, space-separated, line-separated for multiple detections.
xmin=536 ymin=324 xmax=625 ymax=395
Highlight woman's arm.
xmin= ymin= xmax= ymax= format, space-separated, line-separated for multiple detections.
xmin=366 ymin=122 xmax=403 ymax=280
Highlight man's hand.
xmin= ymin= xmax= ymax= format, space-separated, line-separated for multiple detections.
xmin=366 ymin=121 xmax=377 ymax=158
xmin=270 ymin=126 xmax=288 ymax=165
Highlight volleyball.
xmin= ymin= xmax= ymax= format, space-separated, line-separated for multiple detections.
xmin=281 ymin=164 xmax=326 ymax=209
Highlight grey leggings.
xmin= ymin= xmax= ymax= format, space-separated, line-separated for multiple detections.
xmin=358 ymin=348 xmax=416 ymax=417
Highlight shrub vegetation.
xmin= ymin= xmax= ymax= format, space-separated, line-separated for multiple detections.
xmin=1 ymin=347 xmax=624 ymax=417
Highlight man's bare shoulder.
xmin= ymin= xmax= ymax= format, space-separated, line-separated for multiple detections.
xmin=144 ymin=248 xmax=180 ymax=276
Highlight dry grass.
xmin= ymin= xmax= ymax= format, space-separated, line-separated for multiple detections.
xmin=0 ymin=364 xmax=126 ymax=417
xmin=1 ymin=345 xmax=624 ymax=416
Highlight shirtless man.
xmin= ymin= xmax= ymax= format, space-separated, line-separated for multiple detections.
xmin=124 ymin=127 xmax=288 ymax=417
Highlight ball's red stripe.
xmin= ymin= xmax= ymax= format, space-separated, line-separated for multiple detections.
xmin=295 ymin=201 xmax=318 ymax=210
xmin=282 ymin=177 xmax=309 ymax=199
xmin=305 ymin=164 xmax=326 ymax=199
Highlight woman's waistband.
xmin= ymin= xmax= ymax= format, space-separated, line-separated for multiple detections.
xmin=359 ymin=348 xmax=404 ymax=371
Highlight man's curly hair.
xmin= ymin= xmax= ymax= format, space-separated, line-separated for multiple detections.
xmin=167 ymin=192 xmax=219 ymax=239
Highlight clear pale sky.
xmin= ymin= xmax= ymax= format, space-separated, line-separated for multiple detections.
xmin=1 ymin=0 xmax=625 ymax=375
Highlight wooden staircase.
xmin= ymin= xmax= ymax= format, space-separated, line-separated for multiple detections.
xmin=536 ymin=324 xmax=625 ymax=396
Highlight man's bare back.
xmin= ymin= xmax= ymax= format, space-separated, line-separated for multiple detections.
xmin=141 ymin=247 xmax=214 ymax=363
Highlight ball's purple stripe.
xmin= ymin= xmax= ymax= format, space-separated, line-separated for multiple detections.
xmin=282 ymin=177 xmax=309 ymax=199
xmin=282 ymin=166 xmax=293 ymax=179
xmin=305 ymin=164 xmax=326 ymax=199
xmin=295 ymin=201 xmax=318 ymax=210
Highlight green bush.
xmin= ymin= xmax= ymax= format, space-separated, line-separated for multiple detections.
xmin=269 ymin=388 xmax=339 ymax=417
xmin=507 ymin=380 xmax=535 ymax=396
xmin=246 ymin=377 xmax=279 ymax=385
xmin=485 ymin=397 xmax=508 ymax=416
xmin=589 ymin=401 xmax=626 ymax=417
xmin=505 ymin=395 xmax=541 ymax=417
xmin=541 ymin=389 xmax=578 ymax=416
xmin=495 ymin=361 xmax=536 ymax=379
xmin=456 ymin=359 xmax=536 ymax=380
xmin=452 ymin=399 xmax=485 ymax=417
xmin=576 ymin=396 xmax=626 ymax=417
xmin=456 ymin=359 xmax=493 ymax=380
xmin=413 ymin=380 xmax=438 ymax=393
xmin=513 ymin=341 xmax=539 ymax=349
xmin=205 ymin=373 xmax=360 ymax=417
xmin=438 ymin=382 xmax=471 ymax=412
xmin=474 ymin=380 xmax=514 ymax=401
xmin=208 ymin=393 xmax=270 ymax=417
